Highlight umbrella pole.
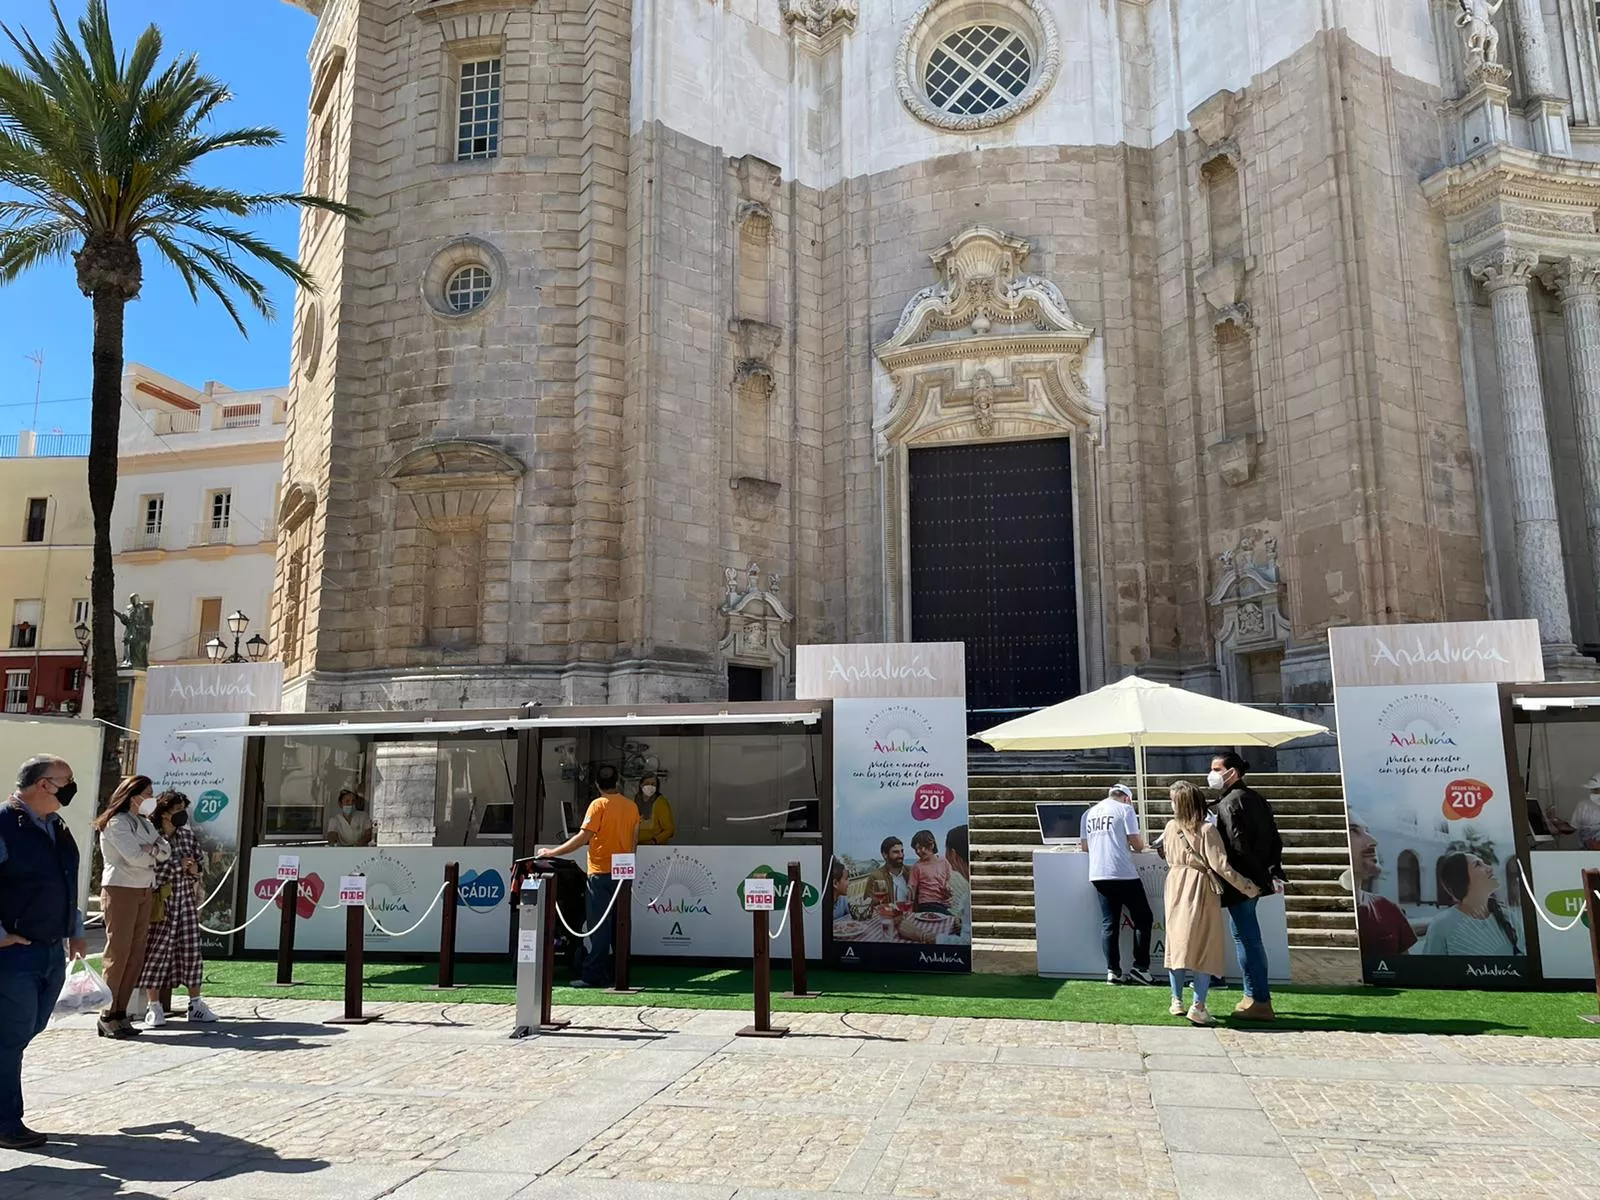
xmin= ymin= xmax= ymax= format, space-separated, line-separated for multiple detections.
xmin=1134 ymin=741 xmax=1148 ymax=839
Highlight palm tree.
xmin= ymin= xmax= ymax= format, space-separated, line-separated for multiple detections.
xmin=0 ymin=1 xmax=353 ymax=799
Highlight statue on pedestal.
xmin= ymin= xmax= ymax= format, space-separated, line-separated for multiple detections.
xmin=114 ymin=593 xmax=153 ymax=670
xmin=1456 ymin=0 xmax=1505 ymax=67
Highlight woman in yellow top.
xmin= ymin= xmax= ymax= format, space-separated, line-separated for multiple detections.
xmin=635 ymin=773 xmax=675 ymax=845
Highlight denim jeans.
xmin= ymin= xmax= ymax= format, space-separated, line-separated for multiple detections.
xmin=0 ymin=941 xmax=67 ymax=1133
xmin=1227 ymin=896 xmax=1272 ymax=1003
xmin=1168 ymin=969 xmax=1211 ymax=1006
xmin=1091 ymin=878 xmax=1153 ymax=975
xmin=582 ymin=874 xmax=619 ymax=986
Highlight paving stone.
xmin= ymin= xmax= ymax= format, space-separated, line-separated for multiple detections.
xmin=1157 ymin=1105 xmax=1287 ymax=1157
xmin=1168 ymin=1152 xmax=1317 ymax=1200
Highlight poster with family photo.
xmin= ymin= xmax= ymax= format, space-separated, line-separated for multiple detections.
xmin=797 ymin=643 xmax=971 ymax=973
xmin=1330 ymin=622 xmax=1541 ymax=989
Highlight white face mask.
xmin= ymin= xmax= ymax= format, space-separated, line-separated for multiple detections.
xmin=1206 ymin=770 xmax=1226 ymax=791
xmin=340 ymin=805 xmax=356 ymax=817
xmin=642 ymin=786 xmax=657 ymax=798
xmin=137 ymin=797 xmax=158 ymax=817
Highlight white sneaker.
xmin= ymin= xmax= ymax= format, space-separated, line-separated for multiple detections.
xmin=1126 ymin=967 xmax=1157 ymax=986
xmin=186 ymin=998 xmax=218 ymax=1023
xmin=1169 ymin=997 xmax=1187 ymax=1017
xmin=142 ymin=1002 xmax=166 ymax=1029
xmin=1106 ymin=970 xmax=1124 ymax=985
xmin=1186 ymin=1003 xmax=1217 ymax=1027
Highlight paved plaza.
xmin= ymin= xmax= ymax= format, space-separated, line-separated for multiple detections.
xmin=7 ymin=998 xmax=1600 ymax=1199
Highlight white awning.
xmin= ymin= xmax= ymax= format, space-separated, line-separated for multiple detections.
xmin=1512 ymin=695 xmax=1600 ymax=711
xmin=172 ymin=710 xmax=824 ymax=739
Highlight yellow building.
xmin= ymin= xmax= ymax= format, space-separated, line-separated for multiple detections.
xmin=0 ymin=432 xmax=93 ymax=715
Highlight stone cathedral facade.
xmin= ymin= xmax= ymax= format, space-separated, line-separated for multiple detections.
xmin=271 ymin=0 xmax=1600 ymax=718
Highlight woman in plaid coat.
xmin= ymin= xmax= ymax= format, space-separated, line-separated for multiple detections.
xmin=137 ymin=792 xmax=217 ymax=1026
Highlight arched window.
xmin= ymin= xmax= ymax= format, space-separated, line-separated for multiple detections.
xmin=1396 ymin=851 xmax=1420 ymax=905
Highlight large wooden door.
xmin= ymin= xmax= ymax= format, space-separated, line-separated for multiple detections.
xmin=907 ymin=438 xmax=1080 ymax=727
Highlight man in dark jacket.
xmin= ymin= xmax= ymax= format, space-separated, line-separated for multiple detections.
xmin=0 ymin=754 xmax=86 ymax=1149
xmin=1209 ymin=752 xmax=1285 ymax=1021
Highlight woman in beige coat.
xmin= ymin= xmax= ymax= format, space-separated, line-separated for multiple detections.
xmin=1161 ymin=780 xmax=1259 ymax=1026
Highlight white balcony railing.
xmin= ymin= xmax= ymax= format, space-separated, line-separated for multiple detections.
xmin=193 ymin=522 xmax=234 ymax=547
xmin=153 ymin=410 xmax=202 ymax=435
xmin=124 ymin=527 xmax=164 ymax=552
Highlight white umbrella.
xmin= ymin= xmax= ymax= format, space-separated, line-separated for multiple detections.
xmin=973 ymin=676 xmax=1329 ymax=830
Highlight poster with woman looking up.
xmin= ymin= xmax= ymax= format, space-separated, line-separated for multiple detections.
xmin=1330 ymin=621 xmax=1540 ymax=988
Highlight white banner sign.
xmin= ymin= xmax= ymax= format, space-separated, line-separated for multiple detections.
xmin=631 ymin=845 xmax=822 ymax=959
xmin=1529 ymin=851 xmax=1600 ymax=980
xmin=244 ymin=847 xmax=512 ymax=954
xmin=1033 ymin=850 xmax=1292 ymax=981
xmin=276 ymin=855 xmax=300 ymax=881
xmin=516 ymin=929 xmax=541 ymax=964
xmin=339 ymin=875 xmax=367 ymax=905
xmin=610 ymin=853 xmax=636 ymax=881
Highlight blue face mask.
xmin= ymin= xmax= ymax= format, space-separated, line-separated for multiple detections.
xmin=341 ymin=805 xmax=356 ymax=817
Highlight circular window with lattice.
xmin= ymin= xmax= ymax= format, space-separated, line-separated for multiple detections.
xmin=898 ymin=0 xmax=1059 ymax=131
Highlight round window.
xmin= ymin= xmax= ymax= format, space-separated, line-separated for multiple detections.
xmin=897 ymin=0 xmax=1059 ymax=132
xmin=925 ymin=25 xmax=1032 ymax=117
xmin=445 ymin=264 xmax=493 ymax=314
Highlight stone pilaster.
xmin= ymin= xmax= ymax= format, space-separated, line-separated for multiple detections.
xmin=1545 ymin=257 xmax=1600 ymax=618
xmin=1510 ymin=0 xmax=1556 ymax=96
xmin=1470 ymin=248 xmax=1574 ymax=646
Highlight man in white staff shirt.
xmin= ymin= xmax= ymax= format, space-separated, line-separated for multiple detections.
xmin=1081 ymin=783 xmax=1156 ymax=985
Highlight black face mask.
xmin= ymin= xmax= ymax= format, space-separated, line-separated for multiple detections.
xmin=170 ymin=810 xmax=189 ymax=828
xmin=52 ymin=780 xmax=78 ymax=807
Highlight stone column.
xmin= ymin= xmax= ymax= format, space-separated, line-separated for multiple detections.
xmin=1510 ymin=0 xmax=1556 ymax=96
xmin=1470 ymin=248 xmax=1574 ymax=646
xmin=1545 ymin=256 xmax=1600 ymax=614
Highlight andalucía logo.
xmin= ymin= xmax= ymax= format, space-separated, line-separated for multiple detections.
xmin=865 ymin=705 xmax=934 ymax=755
xmin=1464 ymin=962 xmax=1522 ymax=978
xmin=1376 ymin=693 xmax=1460 ymax=747
xmin=456 ymin=868 xmax=506 ymax=912
xmin=638 ymin=853 xmax=716 ymax=916
xmin=355 ymin=852 xmax=416 ymax=915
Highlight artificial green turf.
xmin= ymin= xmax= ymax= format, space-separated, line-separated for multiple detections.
xmin=196 ymin=958 xmax=1600 ymax=1039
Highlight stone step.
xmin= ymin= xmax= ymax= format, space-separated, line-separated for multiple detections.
xmin=1288 ymin=911 xmax=1358 ymax=930
xmin=974 ymin=903 xmax=1039 ymax=923
xmin=1288 ymin=927 xmax=1360 ymax=949
xmin=973 ymin=921 xmax=1037 ymax=940
xmin=970 ymin=785 xmax=1347 ymax=800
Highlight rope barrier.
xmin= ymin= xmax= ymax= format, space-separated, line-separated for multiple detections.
xmin=1510 ymin=860 xmax=1590 ymax=934
xmin=633 ymin=857 xmax=676 ymax=910
xmin=767 ymin=882 xmax=798 ymax=942
xmin=553 ymin=875 xmax=626 ymax=940
xmin=195 ymin=858 xmax=236 ymax=912
xmin=363 ymin=882 xmax=451 ymax=939
xmin=199 ymin=879 xmax=289 ymax=937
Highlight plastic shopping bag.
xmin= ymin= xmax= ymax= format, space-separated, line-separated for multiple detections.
xmin=52 ymin=958 xmax=113 ymax=1020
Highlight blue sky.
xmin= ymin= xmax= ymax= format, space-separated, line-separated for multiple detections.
xmin=0 ymin=1 xmax=317 ymax=436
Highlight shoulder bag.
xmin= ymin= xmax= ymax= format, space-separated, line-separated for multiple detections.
xmin=1174 ymin=825 xmax=1226 ymax=897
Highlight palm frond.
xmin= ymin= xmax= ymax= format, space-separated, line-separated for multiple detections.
xmin=0 ymin=217 xmax=76 ymax=282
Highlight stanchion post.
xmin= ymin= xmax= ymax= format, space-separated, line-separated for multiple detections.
xmin=273 ymin=879 xmax=299 ymax=987
xmin=782 ymin=860 xmax=819 ymax=1000
xmin=434 ymin=861 xmax=460 ymax=990
xmin=1583 ymin=868 xmax=1600 ymax=1025
xmin=610 ymin=877 xmax=640 ymax=993
xmin=539 ymin=868 xmax=571 ymax=1031
xmin=326 ymin=876 xmax=376 ymax=1026
xmin=737 ymin=905 xmax=788 ymax=1038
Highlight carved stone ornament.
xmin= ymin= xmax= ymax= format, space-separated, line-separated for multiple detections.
xmin=896 ymin=0 xmax=1061 ymax=132
xmin=780 ymin=0 xmax=857 ymax=51
xmin=874 ymin=226 xmax=1100 ymax=456
xmin=1208 ymin=534 xmax=1291 ymax=698
xmin=1207 ymin=434 xmax=1258 ymax=487
xmin=1189 ymin=89 xmax=1242 ymax=149
xmin=731 ymin=319 xmax=782 ymax=404
xmin=730 ymin=475 xmax=782 ymax=521
xmin=718 ymin=562 xmax=795 ymax=688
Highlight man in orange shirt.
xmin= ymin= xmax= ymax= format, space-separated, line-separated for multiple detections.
xmin=536 ymin=764 xmax=639 ymax=987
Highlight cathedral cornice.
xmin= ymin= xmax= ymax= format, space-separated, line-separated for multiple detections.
xmin=1422 ymin=146 xmax=1600 ymax=256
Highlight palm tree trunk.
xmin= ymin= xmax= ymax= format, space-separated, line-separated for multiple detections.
xmin=88 ymin=288 xmax=126 ymax=807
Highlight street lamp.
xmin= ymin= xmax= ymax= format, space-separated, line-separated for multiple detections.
xmin=72 ymin=620 xmax=90 ymax=716
xmin=207 ymin=610 xmax=270 ymax=664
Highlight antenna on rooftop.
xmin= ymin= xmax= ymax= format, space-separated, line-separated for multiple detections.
xmin=25 ymin=350 xmax=43 ymax=431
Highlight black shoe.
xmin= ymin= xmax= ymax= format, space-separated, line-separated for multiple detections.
xmin=1125 ymin=967 xmax=1159 ymax=986
xmin=0 ymin=1125 xmax=48 ymax=1150
xmin=96 ymin=1016 xmax=141 ymax=1040
xmin=568 ymin=979 xmax=594 ymax=989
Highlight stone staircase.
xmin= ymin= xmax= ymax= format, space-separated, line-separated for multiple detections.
xmin=968 ymin=772 xmax=1356 ymax=951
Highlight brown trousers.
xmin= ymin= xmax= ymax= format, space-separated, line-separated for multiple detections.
xmin=101 ymin=885 xmax=154 ymax=1018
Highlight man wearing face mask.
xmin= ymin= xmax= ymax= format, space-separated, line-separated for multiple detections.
xmin=1574 ymin=774 xmax=1600 ymax=851
xmin=1208 ymin=752 xmax=1285 ymax=1021
xmin=0 ymin=755 xmax=88 ymax=1149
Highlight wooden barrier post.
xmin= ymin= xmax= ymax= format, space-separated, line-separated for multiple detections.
xmin=273 ymin=879 xmax=299 ymax=987
xmin=783 ymin=860 xmax=819 ymax=1000
xmin=609 ymin=878 xmax=640 ymax=994
xmin=326 ymin=875 xmax=376 ymax=1025
xmin=539 ymin=868 xmax=571 ymax=1031
xmin=1583 ymin=868 xmax=1600 ymax=1026
xmin=434 ymin=861 xmax=460 ymax=990
xmin=736 ymin=904 xmax=788 ymax=1038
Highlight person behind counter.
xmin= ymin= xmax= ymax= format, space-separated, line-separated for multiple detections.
xmin=327 ymin=790 xmax=376 ymax=847
xmin=535 ymin=764 xmax=640 ymax=988
xmin=635 ymin=773 xmax=675 ymax=845
xmin=1081 ymin=782 xmax=1155 ymax=986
